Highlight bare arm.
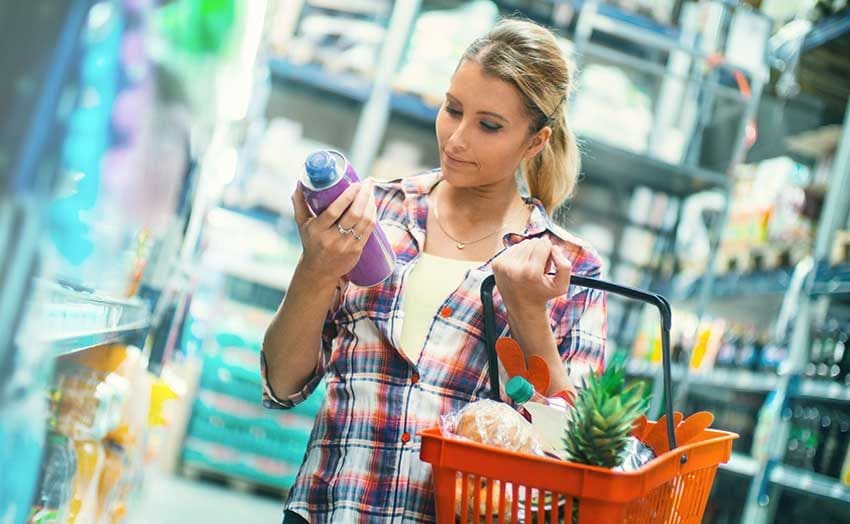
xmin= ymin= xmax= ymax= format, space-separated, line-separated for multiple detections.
xmin=262 ymin=179 xmax=376 ymax=400
xmin=492 ymin=237 xmax=577 ymax=397
xmin=262 ymin=263 xmax=339 ymax=399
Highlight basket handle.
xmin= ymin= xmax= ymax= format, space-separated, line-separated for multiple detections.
xmin=480 ymin=273 xmax=677 ymax=452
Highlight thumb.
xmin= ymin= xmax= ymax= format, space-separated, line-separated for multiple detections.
xmin=291 ymin=184 xmax=312 ymax=226
xmin=549 ymin=246 xmax=573 ymax=293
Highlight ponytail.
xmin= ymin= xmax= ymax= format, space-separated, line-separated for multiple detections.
xmin=521 ymin=113 xmax=580 ymax=213
xmin=464 ymin=18 xmax=581 ymax=214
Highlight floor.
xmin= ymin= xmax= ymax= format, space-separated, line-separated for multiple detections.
xmin=129 ymin=471 xmax=285 ymax=524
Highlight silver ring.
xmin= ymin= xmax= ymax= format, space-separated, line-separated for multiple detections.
xmin=337 ymin=223 xmax=361 ymax=241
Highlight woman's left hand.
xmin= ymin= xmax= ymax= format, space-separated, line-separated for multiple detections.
xmin=492 ymin=237 xmax=572 ymax=312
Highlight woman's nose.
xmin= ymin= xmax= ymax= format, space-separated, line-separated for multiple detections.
xmin=447 ymin=121 xmax=468 ymax=152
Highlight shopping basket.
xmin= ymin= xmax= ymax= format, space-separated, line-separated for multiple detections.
xmin=419 ymin=274 xmax=738 ymax=524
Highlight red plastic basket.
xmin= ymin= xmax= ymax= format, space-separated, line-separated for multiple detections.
xmin=419 ymin=274 xmax=738 ymax=523
xmin=420 ymin=420 xmax=737 ymax=523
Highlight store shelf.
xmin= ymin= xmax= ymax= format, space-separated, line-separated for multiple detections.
xmin=626 ymin=361 xmax=779 ymax=392
xmin=516 ymin=0 xmax=678 ymax=39
xmin=268 ymin=58 xmax=371 ymax=102
xmin=205 ymin=255 xmax=295 ymax=293
xmin=812 ymin=263 xmax=850 ymax=295
xmin=392 ymin=88 xmax=728 ymax=196
xmin=771 ymin=465 xmax=850 ymax=504
xmin=803 ymin=9 xmax=850 ymax=52
xmin=667 ymin=267 xmax=794 ymax=303
xmin=269 ymin=57 xmax=729 ymax=197
xmin=796 ymin=379 xmax=850 ymax=403
xmin=17 ymin=279 xmax=151 ymax=356
xmin=720 ymin=452 xmax=758 ymax=477
xmin=579 ymin=138 xmax=729 ymax=197
xmin=568 ymin=0 xmax=678 ymax=39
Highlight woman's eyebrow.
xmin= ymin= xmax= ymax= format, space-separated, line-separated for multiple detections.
xmin=445 ymin=93 xmax=509 ymax=123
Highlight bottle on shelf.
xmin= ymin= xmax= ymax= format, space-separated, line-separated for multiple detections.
xmin=829 ymin=415 xmax=850 ymax=480
xmin=29 ymin=432 xmax=77 ymax=524
xmin=806 ymin=322 xmax=825 ymax=378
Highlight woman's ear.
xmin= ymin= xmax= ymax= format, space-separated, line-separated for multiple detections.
xmin=525 ymin=126 xmax=552 ymax=159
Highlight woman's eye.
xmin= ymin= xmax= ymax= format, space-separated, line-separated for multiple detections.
xmin=445 ymin=106 xmax=461 ymax=117
xmin=480 ymin=121 xmax=502 ymax=132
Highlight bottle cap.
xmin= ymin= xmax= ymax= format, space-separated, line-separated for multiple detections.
xmin=305 ymin=150 xmax=339 ymax=187
xmin=506 ymin=376 xmax=534 ymax=404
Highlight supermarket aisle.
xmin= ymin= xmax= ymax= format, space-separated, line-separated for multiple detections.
xmin=130 ymin=472 xmax=283 ymax=524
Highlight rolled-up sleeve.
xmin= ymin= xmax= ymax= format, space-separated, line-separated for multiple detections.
xmin=553 ymin=265 xmax=607 ymax=383
xmin=260 ymin=284 xmax=343 ymax=410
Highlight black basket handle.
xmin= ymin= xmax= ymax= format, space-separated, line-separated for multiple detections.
xmin=480 ymin=273 xmax=677 ymax=452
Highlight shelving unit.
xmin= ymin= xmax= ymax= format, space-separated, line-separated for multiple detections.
xmin=741 ymin=86 xmax=850 ymax=524
xmin=16 ymin=280 xmax=151 ymax=357
xmin=795 ymin=379 xmax=850 ymax=403
xmin=722 ymin=452 xmax=759 ymax=477
xmin=665 ymin=267 xmax=794 ymax=302
xmin=771 ymin=465 xmax=850 ymax=505
xmin=627 ymin=361 xmax=781 ymax=393
xmin=802 ymin=10 xmax=850 ymax=52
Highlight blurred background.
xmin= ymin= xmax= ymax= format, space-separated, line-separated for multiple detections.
xmin=1 ymin=0 xmax=849 ymax=523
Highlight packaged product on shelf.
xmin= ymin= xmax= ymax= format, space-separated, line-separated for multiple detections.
xmin=572 ymin=65 xmax=654 ymax=154
xmin=66 ymin=439 xmax=105 ymax=524
xmin=393 ymin=1 xmax=499 ymax=102
xmin=29 ymin=432 xmax=77 ymax=524
xmin=96 ymin=431 xmax=135 ymax=524
xmin=286 ymin=13 xmax=385 ymax=78
xmin=843 ymin=440 xmax=850 ymax=487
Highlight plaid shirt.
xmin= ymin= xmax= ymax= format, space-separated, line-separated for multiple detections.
xmin=261 ymin=171 xmax=607 ymax=523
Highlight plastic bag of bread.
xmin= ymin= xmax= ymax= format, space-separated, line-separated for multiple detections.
xmin=441 ymin=400 xmax=544 ymax=520
xmin=442 ymin=399 xmax=541 ymax=454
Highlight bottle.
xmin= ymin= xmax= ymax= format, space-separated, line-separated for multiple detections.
xmin=829 ymin=416 xmax=850 ymax=479
xmin=66 ymin=439 xmax=105 ymax=524
xmin=505 ymin=376 xmax=571 ymax=458
xmin=299 ymin=150 xmax=395 ymax=287
xmin=831 ymin=329 xmax=847 ymax=382
xmin=735 ymin=330 xmax=757 ymax=370
xmin=813 ymin=410 xmax=833 ymax=475
xmin=817 ymin=321 xmax=838 ymax=379
xmin=29 ymin=432 xmax=77 ymax=524
xmin=807 ymin=324 xmax=824 ymax=378
xmin=714 ymin=329 xmax=738 ymax=369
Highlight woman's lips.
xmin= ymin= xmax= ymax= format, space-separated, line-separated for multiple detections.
xmin=444 ymin=152 xmax=474 ymax=168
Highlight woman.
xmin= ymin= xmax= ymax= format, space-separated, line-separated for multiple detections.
xmin=262 ymin=18 xmax=606 ymax=523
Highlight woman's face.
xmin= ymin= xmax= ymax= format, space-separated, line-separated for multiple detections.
xmin=435 ymin=59 xmax=548 ymax=190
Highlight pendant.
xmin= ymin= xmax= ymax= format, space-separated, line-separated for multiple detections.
xmin=456 ymin=242 xmax=465 ymax=250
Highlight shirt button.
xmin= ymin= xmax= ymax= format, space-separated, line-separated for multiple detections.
xmin=440 ymin=306 xmax=453 ymax=318
xmin=411 ymin=372 xmax=420 ymax=385
xmin=401 ymin=432 xmax=411 ymax=443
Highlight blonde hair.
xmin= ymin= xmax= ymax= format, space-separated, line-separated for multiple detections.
xmin=463 ymin=18 xmax=579 ymax=213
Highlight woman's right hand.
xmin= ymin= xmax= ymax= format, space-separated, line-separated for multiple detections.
xmin=291 ymin=178 xmax=377 ymax=285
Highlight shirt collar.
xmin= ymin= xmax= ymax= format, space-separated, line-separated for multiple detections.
xmin=397 ymin=170 xmax=568 ymax=244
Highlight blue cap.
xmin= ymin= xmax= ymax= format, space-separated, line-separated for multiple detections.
xmin=304 ymin=150 xmax=339 ymax=188
xmin=506 ymin=376 xmax=534 ymax=404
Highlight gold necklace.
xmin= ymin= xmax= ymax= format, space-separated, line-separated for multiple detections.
xmin=433 ymin=192 xmax=520 ymax=250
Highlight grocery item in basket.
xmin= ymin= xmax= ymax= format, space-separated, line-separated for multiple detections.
xmin=562 ymin=363 xmax=650 ymax=468
xmin=444 ymin=399 xmax=541 ymax=455
xmin=614 ymin=436 xmax=655 ymax=472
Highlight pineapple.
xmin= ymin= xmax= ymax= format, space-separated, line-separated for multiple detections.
xmin=562 ymin=363 xmax=650 ymax=468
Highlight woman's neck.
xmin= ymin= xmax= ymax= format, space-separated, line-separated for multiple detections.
xmin=434 ymin=176 xmax=525 ymax=228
